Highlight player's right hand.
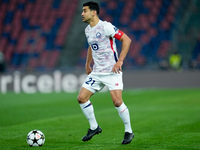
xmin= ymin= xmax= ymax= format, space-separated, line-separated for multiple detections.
xmin=112 ymin=60 xmax=123 ymax=74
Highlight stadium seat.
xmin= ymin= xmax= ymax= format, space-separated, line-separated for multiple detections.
xmin=78 ymin=0 xmax=185 ymax=68
xmin=0 ymin=0 xmax=79 ymax=70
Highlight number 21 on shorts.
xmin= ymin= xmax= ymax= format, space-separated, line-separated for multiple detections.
xmin=85 ymin=77 xmax=95 ymax=86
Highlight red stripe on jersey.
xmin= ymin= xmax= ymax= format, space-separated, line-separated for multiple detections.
xmin=109 ymin=37 xmax=115 ymax=53
xmin=109 ymin=37 xmax=118 ymax=62
xmin=114 ymin=30 xmax=124 ymax=40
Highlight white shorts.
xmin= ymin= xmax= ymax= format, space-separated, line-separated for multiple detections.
xmin=82 ymin=72 xmax=123 ymax=93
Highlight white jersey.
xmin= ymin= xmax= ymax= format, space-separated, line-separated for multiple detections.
xmin=85 ymin=20 xmax=123 ymax=74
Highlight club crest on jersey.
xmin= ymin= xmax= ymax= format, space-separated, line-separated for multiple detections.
xmin=96 ymin=32 xmax=101 ymax=38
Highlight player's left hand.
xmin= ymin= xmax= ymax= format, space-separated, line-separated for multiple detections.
xmin=112 ymin=60 xmax=123 ymax=73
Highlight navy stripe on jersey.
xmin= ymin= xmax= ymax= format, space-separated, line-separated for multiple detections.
xmin=109 ymin=37 xmax=118 ymax=62
xmin=114 ymin=52 xmax=118 ymax=62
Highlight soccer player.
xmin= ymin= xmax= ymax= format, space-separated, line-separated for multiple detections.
xmin=77 ymin=1 xmax=134 ymax=144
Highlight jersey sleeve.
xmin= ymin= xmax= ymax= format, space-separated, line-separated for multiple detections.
xmin=114 ymin=30 xmax=124 ymax=40
xmin=103 ymin=21 xmax=124 ymax=40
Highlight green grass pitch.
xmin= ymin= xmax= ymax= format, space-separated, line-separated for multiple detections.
xmin=0 ymin=89 xmax=200 ymax=150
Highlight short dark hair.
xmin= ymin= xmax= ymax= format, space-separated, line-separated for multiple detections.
xmin=83 ymin=1 xmax=100 ymax=15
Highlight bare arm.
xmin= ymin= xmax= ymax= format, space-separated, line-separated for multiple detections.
xmin=112 ymin=33 xmax=131 ymax=73
xmin=85 ymin=46 xmax=93 ymax=75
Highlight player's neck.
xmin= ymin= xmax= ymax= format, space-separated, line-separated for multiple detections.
xmin=89 ymin=16 xmax=99 ymax=27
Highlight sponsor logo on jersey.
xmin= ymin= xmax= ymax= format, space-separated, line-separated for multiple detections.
xmin=91 ymin=43 xmax=99 ymax=51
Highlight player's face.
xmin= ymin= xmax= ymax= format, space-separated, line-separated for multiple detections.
xmin=81 ymin=6 xmax=94 ymax=23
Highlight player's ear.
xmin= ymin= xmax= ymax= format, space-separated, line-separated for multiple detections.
xmin=92 ymin=10 xmax=97 ymax=16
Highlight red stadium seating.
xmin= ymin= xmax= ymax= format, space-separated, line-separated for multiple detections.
xmin=93 ymin=0 xmax=184 ymax=68
xmin=0 ymin=0 xmax=79 ymax=70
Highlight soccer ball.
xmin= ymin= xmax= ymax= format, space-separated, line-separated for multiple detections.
xmin=27 ymin=130 xmax=45 ymax=147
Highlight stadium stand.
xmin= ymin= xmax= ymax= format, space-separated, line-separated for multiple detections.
xmin=0 ymin=0 xmax=78 ymax=71
xmin=77 ymin=0 xmax=199 ymax=70
xmin=0 ymin=0 xmax=199 ymax=71
xmin=190 ymin=35 xmax=200 ymax=69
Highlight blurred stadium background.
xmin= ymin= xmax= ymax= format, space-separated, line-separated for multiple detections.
xmin=0 ymin=0 xmax=200 ymax=93
xmin=0 ymin=1 xmax=200 ymax=149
